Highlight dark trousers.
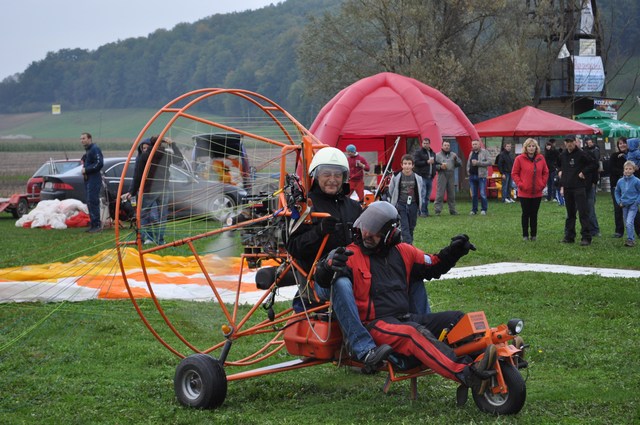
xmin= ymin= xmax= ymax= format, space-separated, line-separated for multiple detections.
xmin=85 ymin=175 xmax=102 ymax=229
xmin=397 ymin=201 xmax=418 ymax=244
xmin=519 ymin=197 xmax=542 ymax=238
xmin=420 ymin=176 xmax=433 ymax=215
xmin=563 ymin=187 xmax=591 ymax=241
xmin=546 ymin=169 xmax=557 ymax=201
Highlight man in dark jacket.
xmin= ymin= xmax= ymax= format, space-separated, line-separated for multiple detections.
xmin=583 ymin=138 xmax=601 ymax=236
xmin=413 ymin=138 xmax=437 ymax=216
xmin=80 ymin=132 xmax=104 ymax=233
xmin=497 ymin=143 xmax=515 ymax=203
xmin=125 ymin=135 xmax=183 ymax=245
xmin=314 ymin=201 xmax=496 ymax=395
xmin=558 ymin=137 xmax=596 ymax=245
xmin=544 ymin=139 xmax=560 ymax=201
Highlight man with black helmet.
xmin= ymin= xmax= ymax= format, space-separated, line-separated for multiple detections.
xmin=288 ymin=147 xmax=402 ymax=368
xmin=314 ymin=201 xmax=497 ymax=393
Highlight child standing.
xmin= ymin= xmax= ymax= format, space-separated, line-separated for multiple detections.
xmin=614 ymin=161 xmax=640 ymax=247
xmin=388 ymin=154 xmax=423 ymax=244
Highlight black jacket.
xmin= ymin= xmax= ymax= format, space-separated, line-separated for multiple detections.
xmin=609 ymin=151 xmax=628 ymax=188
xmin=286 ymin=184 xmax=362 ymax=273
xmin=497 ymin=150 xmax=514 ymax=174
xmin=558 ymin=147 xmax=596 ymax=189
xmin=583 ymin=144 xmax=601 ymax=185
xmin=413 ymin=148 xmax=437 ymax=179
xmin=544 ymin=147 xmax=560 ymax=172
xmin=129 ymin=140 xmax=183 ymax=196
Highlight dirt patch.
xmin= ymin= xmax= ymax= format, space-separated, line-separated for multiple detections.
xmin=0 ymin=112 xmax=48 ymax=132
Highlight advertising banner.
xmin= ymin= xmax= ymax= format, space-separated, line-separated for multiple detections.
xmin=573 ymin=56 xmax=604 ymax=93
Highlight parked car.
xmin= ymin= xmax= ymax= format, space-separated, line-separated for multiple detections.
xmin=40 ymin=158 xmax=247 ymax=221
xmin=27 ymin=159 xmax=82 ymax=201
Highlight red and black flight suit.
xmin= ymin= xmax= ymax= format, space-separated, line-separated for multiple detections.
xmin=317 ymin=242 xmax=473 ymax=383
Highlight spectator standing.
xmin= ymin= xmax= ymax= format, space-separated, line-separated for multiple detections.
xmin=125 ymin=136 xmax=183 ymax=245
xmin=609 ymin=137 xmax=640 ymax=238
xmin=466 ymin=140 xmax=492 ymax=215
xmin=345 ymin=144 xmax=370 ymax=202
xmin=626 ymin=138 xmax=640 ymax=172
xmin=583 ymin=137 xmax=601 ymax=236
xmin=512 ymin=139 xmax=549 ymax=241
xmin=614 ymin=161 xmax=640 ymax=247
xmin=544 ymin=139 xmax=560 ymax=202
xmin=80 ymin=132 xmax=104 ymax=233
xmin=388 ymin=154 xmax=423 ymax=244
xmin=558 ymin=137 xmax=596 ymax=246
xmin=413 ymin=138 xmax=437 ymax=216
xmin=497 ymin=143 xmax=515 ymax=203
xmin=433 ymin=141 xmax=462 ymax=216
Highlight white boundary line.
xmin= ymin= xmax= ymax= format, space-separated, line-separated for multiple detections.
xmin=440 ymin=262 xmax=640 ymax=280
xmin=1 ymin=262 xmax=638 ymax=303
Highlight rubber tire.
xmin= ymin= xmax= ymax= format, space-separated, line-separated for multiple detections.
xmin=12 ymin=198 xmax=29 ymax=218
xmin=174 ymin=354 xmax=227 ymax=409
xmin=472 ymin=361 xmax=526 ymax=415
xmin=209 ymin=194 xmax=237 ymax=222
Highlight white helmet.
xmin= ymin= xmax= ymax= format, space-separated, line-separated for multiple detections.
xmin=308 ymin=146 xmax=349 ymax=182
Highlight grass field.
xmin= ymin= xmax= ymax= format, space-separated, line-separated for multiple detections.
xmin=0 ymin=195 xmax=639 ymax=424
xmin=1 ymin=107 xmax=639 ymax=423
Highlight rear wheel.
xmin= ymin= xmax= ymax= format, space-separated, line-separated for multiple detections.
xmin=472 ymin=361 xmax=526 ymax=415
xmin=12 ymin=198 xmax=29 ymax=218
xmin=174 ymin=354 xmax=227 ymax=409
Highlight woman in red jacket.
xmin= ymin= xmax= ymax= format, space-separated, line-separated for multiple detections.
xmin=512 ymin=138 xmax=549 ymax=241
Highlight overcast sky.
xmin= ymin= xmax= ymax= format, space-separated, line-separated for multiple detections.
xmin=1 ymin=0 xmax=277 ymax=80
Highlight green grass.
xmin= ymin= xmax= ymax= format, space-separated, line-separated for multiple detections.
xmin=0 ymin=109 xmax=159 ymax=139
xmin=1 ymin=195 xmax=639 ymax=424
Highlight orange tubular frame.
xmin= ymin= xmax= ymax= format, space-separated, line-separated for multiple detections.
xmin=114 ymin=89 xmax=525 ymax=401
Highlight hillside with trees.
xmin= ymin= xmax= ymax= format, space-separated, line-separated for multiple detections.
xmin=0 ymin=0 xmax=638 ymax=126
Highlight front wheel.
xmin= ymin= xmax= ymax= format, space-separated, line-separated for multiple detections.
xmin=472 ymin=361 xmax=526 ymax=415
xmin=12 ymin=198 xmax=29 ymax=218
xmin=174 ymin=354 xmax=227 ymax=409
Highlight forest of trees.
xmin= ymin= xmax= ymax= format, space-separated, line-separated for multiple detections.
xmin=0 ymin=0 xmax=638 ymax=126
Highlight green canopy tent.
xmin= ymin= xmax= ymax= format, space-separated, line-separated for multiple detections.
xmin=575 ymin=109 xmax=640 ymax=138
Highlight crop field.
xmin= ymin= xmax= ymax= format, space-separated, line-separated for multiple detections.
xmin=0 ymin=143 xmax=131 ymax=196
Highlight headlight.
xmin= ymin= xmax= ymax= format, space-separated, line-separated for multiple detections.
xmin=507 ymin=319 xmax=524 ymax=335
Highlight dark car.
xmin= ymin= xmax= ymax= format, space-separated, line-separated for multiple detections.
xmin=40 ymin=158 xmax=246 ymax=221
xmin=26 ymin=159 xmax=82 ymax=201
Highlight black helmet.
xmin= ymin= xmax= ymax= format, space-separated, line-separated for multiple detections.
xmin=353 ymin=201 xmax=401 ymax=251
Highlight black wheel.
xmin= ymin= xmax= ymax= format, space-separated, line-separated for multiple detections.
xmin=174 ymin=354 xmax=227 ymax=409
xmin=12 ymin=198 xmax=29 ymax=218
xmin=472 ymin=361 xmax=526 ymax=415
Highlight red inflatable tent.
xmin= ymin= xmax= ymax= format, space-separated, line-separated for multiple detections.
xmin=309 ymin=72 xmax=480 ymax=173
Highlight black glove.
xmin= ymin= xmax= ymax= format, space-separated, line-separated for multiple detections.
xmin=318 ymin=216 xmax=340 ymax=235
xmin=323 ymin=247 xmax=354 ymax=273
xmin=438 ymin=234 xmax=476 ymax=263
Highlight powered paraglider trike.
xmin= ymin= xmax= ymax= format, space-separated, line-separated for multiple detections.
xmin=114 ymin=88 xmax=527 ymax=415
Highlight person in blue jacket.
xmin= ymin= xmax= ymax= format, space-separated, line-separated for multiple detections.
xmin=80 ymin=132 xmax=104 ymax=233
xmin=625 ymin=138 xmax=640 ymax=175
xmin=614 ymin=161 xmax=640 ymax=247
